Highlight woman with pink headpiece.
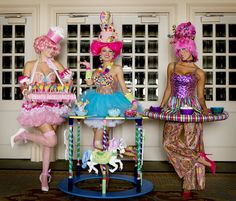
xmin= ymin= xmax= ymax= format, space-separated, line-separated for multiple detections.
xmin=159 ymin=22 xmax=215 ymax=199
xmin=80 ymin=11 xmax=141 ymax=151
xmin=10 ymin=27 xmax=73 ymax=192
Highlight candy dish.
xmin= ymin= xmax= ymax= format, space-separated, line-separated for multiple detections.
xmin=74 ymin=110 xmax=88 ymax=116
xmin=180 ymin=106 xmax=194 ymax=115
xmin=108 ymin=108 xmax=121 ymax=117
xmin=149 ymin=106 xmax=162 ymax=113
xmin=124 ymin=109 xmax=137 ymax=117
xmin=210 ymin=107 xmax=224 ymax=114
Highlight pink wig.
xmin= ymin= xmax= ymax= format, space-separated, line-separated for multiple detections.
xmin=173 ymin=38 xmax=198 ymax=62
xmin=33 ymin=35 xmax=61 ymax=57
xmin=170 ymin=22 xmax=198 ymax=62
xmin=90 ymin=40 xmax=123 ymax=59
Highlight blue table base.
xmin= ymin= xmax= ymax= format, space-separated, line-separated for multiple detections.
xmin=58 ymin=174 xmax=153 ymax=199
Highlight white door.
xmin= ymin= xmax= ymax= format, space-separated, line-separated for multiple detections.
xmin=0 ymin=15 xmax=34 ymax=158
xmin=195 ymin=14 xmax=236 ymax=160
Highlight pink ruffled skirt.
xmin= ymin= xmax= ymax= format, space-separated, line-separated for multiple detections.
xmin=17 ymin=101 xmax=69 ymax=128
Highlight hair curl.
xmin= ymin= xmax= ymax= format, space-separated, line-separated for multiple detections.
xmin=33 ymin=35 xmax=61 ymax=57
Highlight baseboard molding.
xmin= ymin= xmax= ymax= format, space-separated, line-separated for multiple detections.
xmin=0 ymin=159 xmax=236 ymax=173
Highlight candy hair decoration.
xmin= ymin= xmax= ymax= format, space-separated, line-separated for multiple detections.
xmin=90 ymin=11 xmax=123 ymax=59
xmin=170 ymin=22 xmax=196 ymax=42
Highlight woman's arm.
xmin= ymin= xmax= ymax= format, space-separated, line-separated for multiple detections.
xmin=23 ymin=61 xmax=33 ymax=77
xmin=196 ymin=68 xmax=209 ymax=114
xmin=159 ymin=63 xmax=173 ymax=108
xmin=115 ymin=65 xmax=129 ymax=94
xmin=115 ymin=65 xmax=137 ymax=110
xmin=80 ymin=61 xmax=94 ymax=86
xmin=54 ymin=60 xmax=65 ymax=72
xmin=18 ymin=61 xmax=34 ymax=95
xmin=54 ymin=60 xmax=73 ymax=84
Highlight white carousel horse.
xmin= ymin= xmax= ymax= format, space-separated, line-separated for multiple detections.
xmin=82 ymin=138 xmax=126 ymax=174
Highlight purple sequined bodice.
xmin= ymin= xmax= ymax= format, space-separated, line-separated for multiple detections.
xmin=171 ymin=73 xmax=197 ymax=98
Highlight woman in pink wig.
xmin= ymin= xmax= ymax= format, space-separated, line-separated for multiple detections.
xmin=10 ymin=27 xmax=73 ymax=192
xmin=80 ymin=11 xmax=141 ymax=152
xmin=160 ymin=22 xmax=215 ymax=199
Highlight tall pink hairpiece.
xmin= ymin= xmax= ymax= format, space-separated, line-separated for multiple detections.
xmin=168 ymin=22 xmax=198 ymax=62
xmin=90 ymin=11 xmax=123 ymax=58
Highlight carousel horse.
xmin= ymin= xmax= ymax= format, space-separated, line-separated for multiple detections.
xmin=82 ymin=138 xmax=126 ymax=174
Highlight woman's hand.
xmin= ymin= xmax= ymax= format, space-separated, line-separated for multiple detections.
xmin=202 ymin=108 xmax=209 ymax=115
xmin=85 ymin=78 xmax=93 ymax=86
xmin=131 ymin=104 xmax=138 ymax=111
xmin=80 ymin=60 xmax=93 ymax=85
xmin=80 ymin=60 xmax=91 ymax=69
xmin=131 ymin=100 xmax=138 ymax=111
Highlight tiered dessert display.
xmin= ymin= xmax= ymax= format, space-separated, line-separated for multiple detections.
xmin=26 ymin=83 xmax=76 ymax=103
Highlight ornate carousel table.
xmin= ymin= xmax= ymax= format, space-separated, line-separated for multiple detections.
xmin=58 ymin=116 xmax=153 ymax=199
xmin=144 ymin=110 xmax=229 ymax=123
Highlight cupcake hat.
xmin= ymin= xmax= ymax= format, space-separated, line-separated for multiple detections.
xmin=169 ymin=22 xmax=198 ymax=62
xmin=46 ymin=26 xmax=65 ymax=44
xmin=90 ymin=11 xmax=123 ymax=59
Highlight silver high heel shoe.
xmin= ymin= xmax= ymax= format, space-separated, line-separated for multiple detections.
xmin=39 ymin=169 xmax=52 ymax=192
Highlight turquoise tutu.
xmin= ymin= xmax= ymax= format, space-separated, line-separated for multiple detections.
xmin=80 ymin=89 xmax=141 ymax=117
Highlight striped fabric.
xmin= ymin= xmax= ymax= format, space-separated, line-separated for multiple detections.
xmin=144 ymin=110 xmax=229 ymax=123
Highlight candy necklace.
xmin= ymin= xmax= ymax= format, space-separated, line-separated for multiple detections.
xmin=98 ymin=62 xmax=113 ymax=75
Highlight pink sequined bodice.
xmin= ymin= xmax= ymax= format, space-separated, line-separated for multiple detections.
xmin=171 ymin=72 xmax=198 ymax=98
xmin=33 ymin=71 xmax=56 ymax=83
xmin=94 ymin=73 xmax=118 ymax=94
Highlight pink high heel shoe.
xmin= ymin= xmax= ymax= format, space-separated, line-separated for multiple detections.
xmin=39 ymin=169 xmax=52 ymax=192
xmin=199 ymin=152 xmax=216 ymax=174
xmin=10 ymin=128 xmax=27 ymax=148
